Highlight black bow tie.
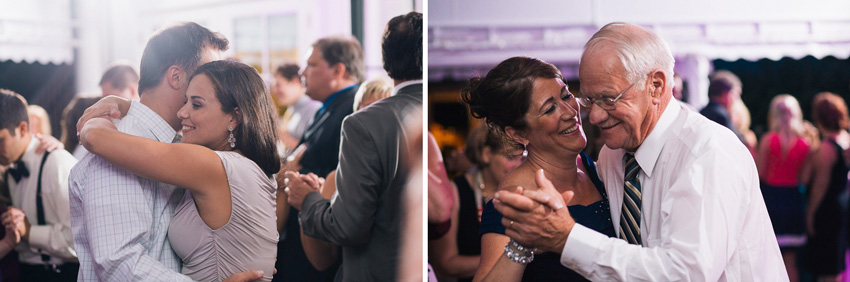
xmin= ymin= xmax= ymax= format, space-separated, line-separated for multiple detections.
xmin=6 ymin=160 xmax=29 ymax=182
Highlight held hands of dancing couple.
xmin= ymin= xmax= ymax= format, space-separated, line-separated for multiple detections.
xmin=281 ymin=170 xmax=325 ymax=211
xmin=494 ymin=169 xmax=574 ymax=254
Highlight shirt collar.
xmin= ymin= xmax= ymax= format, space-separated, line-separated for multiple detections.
xmin=633 ymin=99 xmax=681 ymax=177
xmin=318 ymin=84 xmax=357 ymax=115
xmin=393 ymin=80 xmax=423 ymax=96
xmin=127 ymin=100 xmax=179 ymax=143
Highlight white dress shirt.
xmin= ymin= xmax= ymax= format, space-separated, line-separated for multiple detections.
xmin=560 ymin=101 xmax=787 ymax=281
xmin=8 ymin=138 xmax=78 ymax=265
xmin=69 ymin=100 xmax=191 ymax=281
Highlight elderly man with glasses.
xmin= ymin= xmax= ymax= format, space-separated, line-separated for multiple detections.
xmin=494 ymin=22 xmax=787 ymax=281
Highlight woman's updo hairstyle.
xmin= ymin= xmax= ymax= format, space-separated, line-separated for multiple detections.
xmin=461 ymin=56 xmax=562 ymax=146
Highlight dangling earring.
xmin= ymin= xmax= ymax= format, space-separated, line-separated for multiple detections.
xmin=522 ymin=143 xmax=529 ymax=158
xmin=228 ymin=126 xmax=236 ymax=148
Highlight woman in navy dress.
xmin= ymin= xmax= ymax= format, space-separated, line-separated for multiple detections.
xmin=462 ymin=56 xmax=615 ymax=281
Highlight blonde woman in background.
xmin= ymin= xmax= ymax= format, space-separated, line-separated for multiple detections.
xmin=755 ymin=94 xmax=811 ymax=282
xmin=27 ymin=104 xmax=51 ymax=136
xmin=731 ymin=99 xmax=757 ymax=157
xmin=353 ymin=77 xmax=393 ymax=111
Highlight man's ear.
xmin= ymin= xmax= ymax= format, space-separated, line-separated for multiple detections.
xmin=332 ymin=62 xmax=346 ymax=80
xmin=480 ymin=146 xmax=492 ymax=166
xmin=504 ymin=126 xmax=528 ymax=148
xmin=649 ymin=69 xmax=667 ymax=103
xmin=166 ymin=65 xmax=184 ymax=90
xmin=13 ymin=121 xmax=29 ymax=138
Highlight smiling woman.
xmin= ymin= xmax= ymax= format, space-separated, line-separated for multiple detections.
xmin=457 ymin=56 xmax=615 ymax=282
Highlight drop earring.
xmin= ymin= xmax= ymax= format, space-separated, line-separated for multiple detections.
xmin=228 ymin=126 xmax=235 ymax=148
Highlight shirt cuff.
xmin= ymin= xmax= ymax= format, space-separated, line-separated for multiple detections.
xmin=560 ymin=223 xmax=607 ymax=272
xmin=27 ymin=225 xmax=52 ymax=251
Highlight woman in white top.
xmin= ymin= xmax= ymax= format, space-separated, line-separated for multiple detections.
xmin=80 ymin=60 xmax=279 ymax=282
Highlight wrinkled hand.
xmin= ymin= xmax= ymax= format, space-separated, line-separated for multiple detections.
xmin=1 ymin=207 xmax=30 ymax=242
xmin=34 ymin=133 xmax=64 ymax=154
xmin=76 ymin=95 xmax=130 ymax=133
xmin=284 ymin=171 xmax=321 ymax=211
xmin=493 ymin=169 xmax=575 ymax=253
xmin=221 ymin=270 xmax=264 ymax=282
xmin=3 ymin=224 xmax=19 ymax=246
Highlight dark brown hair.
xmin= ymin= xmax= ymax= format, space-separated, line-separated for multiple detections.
xmin=461 ymin=56 xmax=562 ymax=143
xmin=61 ymin=96 xmax=101 ymax=152
xmin=382 ymin=12 xmax=422 ymax=81
xmin=812 ymin=92 xmax=850 ymax=131
xmin=138 ymin=22 xmax=229 ymax=96
xmin=0 ymin=89 xmax=28 ymax=135
xmin=191 ymin=60 xmax=280 ymax=176
xmin=275 ymin=63 xmax=301 ymax=81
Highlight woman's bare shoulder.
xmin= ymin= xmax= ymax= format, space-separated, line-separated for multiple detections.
xmin=498 ymin=164 xmax=538 ymax=192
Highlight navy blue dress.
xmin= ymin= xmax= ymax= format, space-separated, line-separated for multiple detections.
xmin=479 ymin=152 xmax=615 ymax=281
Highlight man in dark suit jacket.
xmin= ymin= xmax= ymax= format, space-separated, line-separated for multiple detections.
xmin=700 ymin=70 xmax=742 ymax=138
xmin=286 ymin=12 xmax=423 ymax=281
xmin=274 ymin=36 xmax=364 ymax=282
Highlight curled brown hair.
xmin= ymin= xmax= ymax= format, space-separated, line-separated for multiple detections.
xmin=460 ymin=56 xmax=562 ymax=146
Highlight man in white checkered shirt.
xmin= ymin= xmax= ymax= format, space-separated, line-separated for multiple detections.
xmin=68 ymin=22 xmax=261 ymax=282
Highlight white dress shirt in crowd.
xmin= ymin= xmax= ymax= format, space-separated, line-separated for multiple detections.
xmin=69 ymin=100 xmax=191 ymax=281
xmin=8 ymin=138 xmax=78 ymax=265
xmin=560 ymin=100 xmax=787 ymax=281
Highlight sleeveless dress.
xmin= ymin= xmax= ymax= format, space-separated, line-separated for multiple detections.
xmin=168 ymin=151 xmax=278 ymax=282
xmin=801 ymin=138 xmax=849 ymax=275
xmin=479 ymin=152 xmax=616 ymax=281
xmin=453 ymin=175 xmax=483 ymax=282
xmin=760 ymin=133 xmax=808 ymax=247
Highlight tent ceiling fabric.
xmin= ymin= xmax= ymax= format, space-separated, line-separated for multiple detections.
xmin=0 ymin=0 xmax=74 ymax=65
xmin=429 ymin=21 xmax=850 ymax=81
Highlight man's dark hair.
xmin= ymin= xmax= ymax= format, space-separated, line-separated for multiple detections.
xmin=312 ymin=36 xmax=365 ymax=83
xmin=382 ymin=12 xmax=423 ymax=81
xmin=138 ymin=22 xmax=229 ymax=95
xmin=99 ymin=63 xmax=139 ymax=90
xmin=707 ymin=70 xmax=741 ymax=98
xmin=0 ymin=89 xmax=29 ymax=135
xmin=275 ymin=63 xmax=301 ymax=81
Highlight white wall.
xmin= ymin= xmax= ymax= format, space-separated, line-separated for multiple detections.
xmin=74 ymin=0 xmax=420 ymax=94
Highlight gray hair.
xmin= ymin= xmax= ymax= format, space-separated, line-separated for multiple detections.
xmin=583 ymin=22 xmax=675 ymax=90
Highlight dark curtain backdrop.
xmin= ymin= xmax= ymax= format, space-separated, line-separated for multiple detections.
xmin=714 ymin=55 xmax=850 ymax=137
xmin=0 ymin=60 xmax=77 ymax=139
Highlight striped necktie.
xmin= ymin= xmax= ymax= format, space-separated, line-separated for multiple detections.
xmin=619 ymin=153 xmax=643 ymax=245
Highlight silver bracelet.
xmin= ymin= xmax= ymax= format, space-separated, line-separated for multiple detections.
xmin=504 ymin=240 xmax=535 ymax=264
xmin=509 ymin=239 xmax=537 ymax=254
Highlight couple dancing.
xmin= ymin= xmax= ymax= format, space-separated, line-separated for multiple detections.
xmin=467 ymin=22 xmax=787 ymax=281
xmin=71 ymin=23 xmax=276 ymax=281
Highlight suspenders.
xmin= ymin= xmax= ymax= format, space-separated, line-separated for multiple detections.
xmin=1 ymin=152 xmax=54 ymax=266
xmin=35 ymin=151 xmax=52 ymax=266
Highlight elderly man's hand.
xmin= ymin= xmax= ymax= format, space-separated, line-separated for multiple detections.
xmin=284 ymin=171 xmax=321 ymax=211
xmin=493 ymin=169 xmax=576 ymax=253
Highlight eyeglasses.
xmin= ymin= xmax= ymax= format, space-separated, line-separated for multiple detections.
xmin=577 ymin=78 xmax=640 ymax=110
